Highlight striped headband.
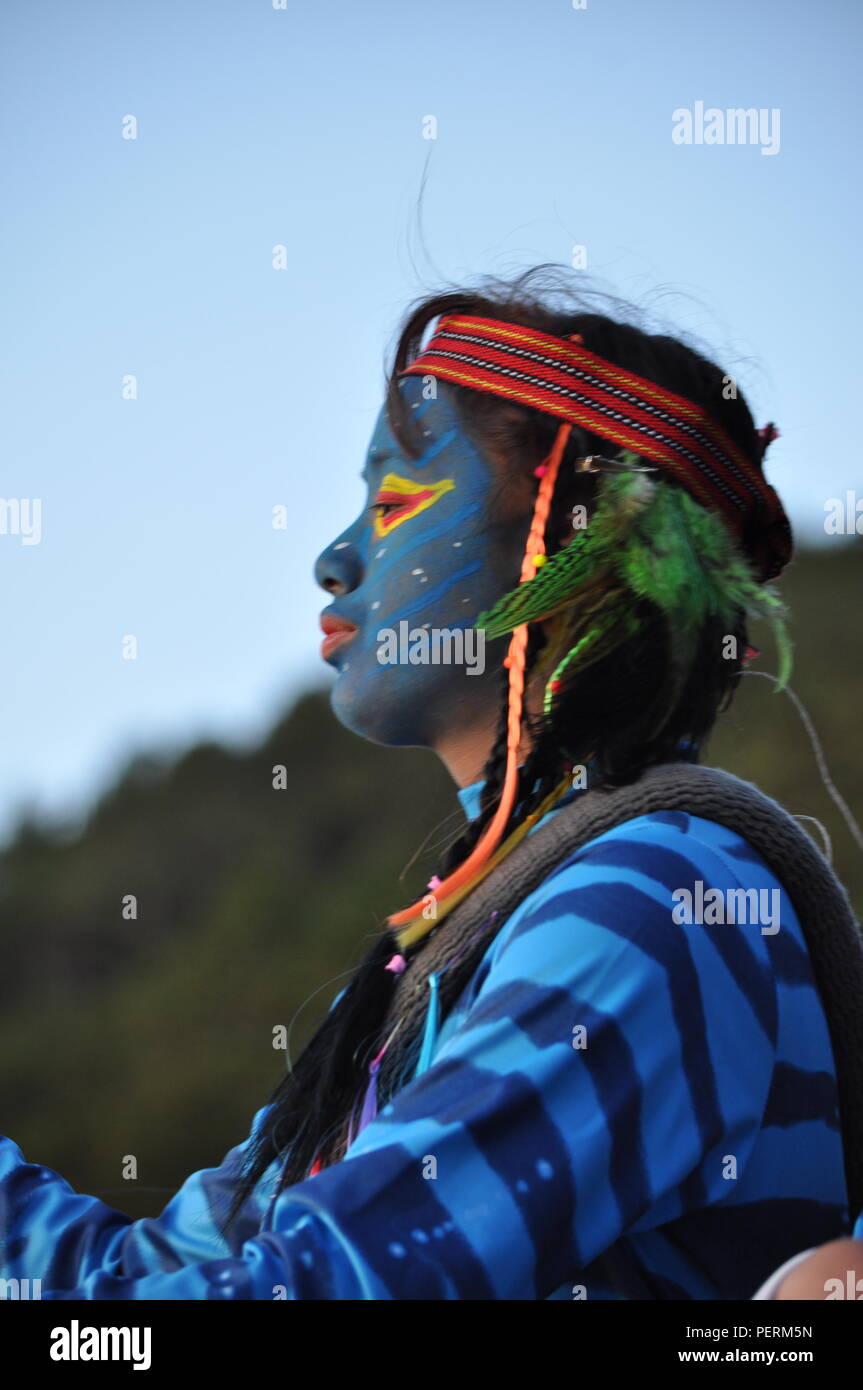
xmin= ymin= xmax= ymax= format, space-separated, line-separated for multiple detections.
xmin=399 ymin=313 xmax=792 ymax=582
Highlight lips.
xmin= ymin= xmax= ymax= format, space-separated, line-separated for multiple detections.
xmin=320 ymin=612 xmax=358 ymax=661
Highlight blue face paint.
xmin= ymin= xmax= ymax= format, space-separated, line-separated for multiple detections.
xmin=314 ymin=376 xmax=528 ymax=748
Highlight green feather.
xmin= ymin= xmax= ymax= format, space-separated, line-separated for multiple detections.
xmin=621 ymin=484 xmax=792 ymax=692
xmin=476 ymin=460 xmax=655 ymax=638
xmin=475 ymin=453 xmax=792 ymax=712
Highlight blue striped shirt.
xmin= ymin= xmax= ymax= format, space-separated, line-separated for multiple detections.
xmin=0 ymin=783 xmax=851 ymax=1298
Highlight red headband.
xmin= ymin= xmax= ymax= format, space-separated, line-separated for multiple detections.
xmin=399 ymin=313 xmax=792 ymax=582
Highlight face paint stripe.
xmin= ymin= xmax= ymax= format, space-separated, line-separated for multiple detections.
xmin=380 ymin=559 xmax=485 ymax=622
xmin=362 ymin=420 xmax=462 ymax=479
xmin=325 ymin=499 xmax=483 ymax=588
xmin=411 ymin=427 xmax=461 ymax=470
xmin=365 ymin=500 xmax=483 ymax=579
xmin=372 ymin=473 xmax=456 ymax=538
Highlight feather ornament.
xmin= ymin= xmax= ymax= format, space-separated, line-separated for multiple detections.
xmin=475 ymin=451 xmax=792 ymax=723
xmin=476 ymin=460 xmax=656 ymax=638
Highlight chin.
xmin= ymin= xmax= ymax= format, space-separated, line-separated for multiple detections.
xmin=327 ymin=681 xmax=425 ymax=747
xmin=327 ymin=660 xmax=494 ymax=749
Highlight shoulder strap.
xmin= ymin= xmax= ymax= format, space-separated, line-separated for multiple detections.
xmin=383 ymin=762 xmax=863 ymax=1217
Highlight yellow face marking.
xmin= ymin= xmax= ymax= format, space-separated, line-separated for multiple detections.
xmin=370 ymin=472 xmax=456 ymax=538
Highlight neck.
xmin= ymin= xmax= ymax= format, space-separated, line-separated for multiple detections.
xmin=434 ymin=712 xmax=500 ymax=788
xmin=434 ymin=680 xmax=543 ymax=789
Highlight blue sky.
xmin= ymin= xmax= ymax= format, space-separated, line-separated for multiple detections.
xmin=1 ymin=0 xmax=860 ymax=839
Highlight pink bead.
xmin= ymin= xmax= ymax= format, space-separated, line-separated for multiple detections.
xmin=384 ymin=954 xmax=407 ymax=974
xmin=427 ymin=874 xmax=442 ymax=891
xmin=533 ymin=464 xmax=548 ymax=478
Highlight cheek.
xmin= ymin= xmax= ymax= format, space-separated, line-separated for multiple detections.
xmin=328 ymin=525 xmax=520 ymax=746
xmin=365 ymin=512 xmax=515 ymax=637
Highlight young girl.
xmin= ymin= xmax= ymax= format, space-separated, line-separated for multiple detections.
xmin=3 ymin=271 xmax=862 ymax=1300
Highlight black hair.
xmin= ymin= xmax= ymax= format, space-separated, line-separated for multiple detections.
xmin=223 ymin=267 xmax=782 ymax=1234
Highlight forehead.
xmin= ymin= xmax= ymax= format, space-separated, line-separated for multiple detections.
xmin=361 ymin=376 xmax=482 ymax=481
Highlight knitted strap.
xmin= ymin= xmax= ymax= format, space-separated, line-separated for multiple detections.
xmin=379 ymin=762 xmax=863 ymax=1218
xmin=400 ymin=314 xmax=792 ymax=582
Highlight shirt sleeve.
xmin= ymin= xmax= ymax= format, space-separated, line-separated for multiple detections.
xmin=0 ymin=814 xmax=780 ymax=1299
xmin=0 ymin=1104 xmax=274 ymax=1291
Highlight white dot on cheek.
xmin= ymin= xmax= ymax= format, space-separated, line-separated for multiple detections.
xmin=371 ymin=601 xmax=380 ymax=610
xmin=376 ymin=548 xmax=386 ymax=559
xmin=453 ymin=541 xmax=462 ymax=547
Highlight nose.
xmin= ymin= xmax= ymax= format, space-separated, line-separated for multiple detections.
xmin=314 ymin=534 xmax=364 ymax=596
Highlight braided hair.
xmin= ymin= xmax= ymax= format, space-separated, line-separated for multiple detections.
xmin=224 ymin=268 xmax=778 ymax=1233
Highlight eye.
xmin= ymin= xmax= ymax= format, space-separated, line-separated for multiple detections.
xmin=369 ymin=472 xmax=455 ymax=538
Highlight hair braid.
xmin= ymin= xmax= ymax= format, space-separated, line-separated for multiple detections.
xmin=438 ymin=624 xmax=548 ymax=879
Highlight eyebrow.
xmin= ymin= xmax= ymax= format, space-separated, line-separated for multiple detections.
xmin=360 ymin=439 xmax=421 ymax=485
xmin=361 ymin=426 xmax=463 ymax=485
xmin=361 ymin=450 xmax=394 ymax=485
